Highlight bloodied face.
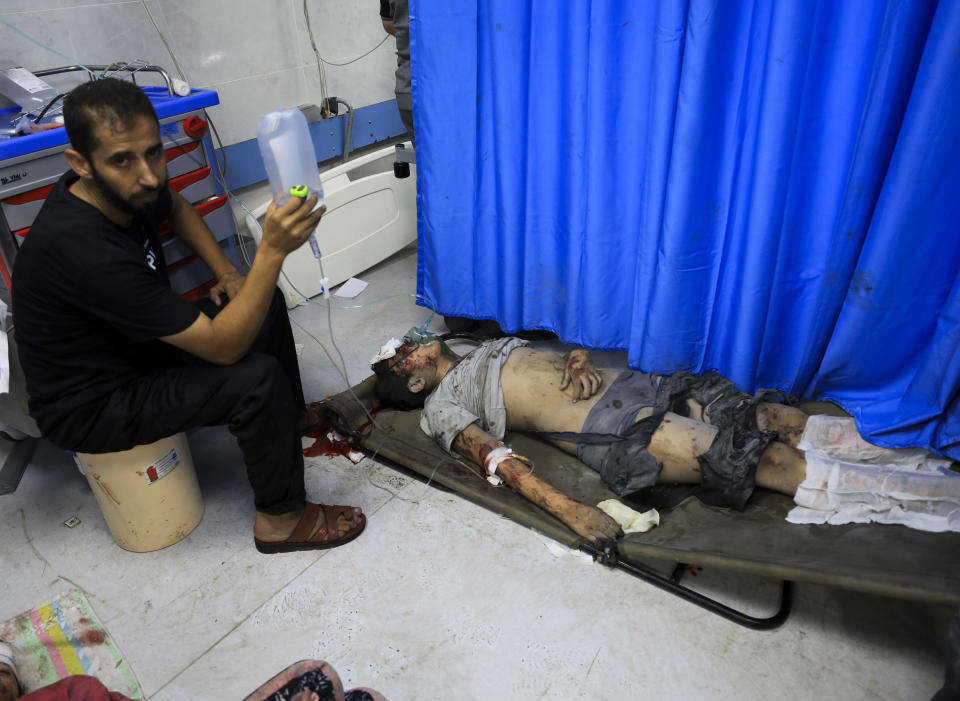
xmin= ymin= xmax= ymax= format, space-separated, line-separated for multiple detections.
xmin=389 ymin=342 xmax=444 ymax=394
xmin=372 ymin=335 xmax=461 ymax=410
xmin=377 ymin=338 xmax=450 ymax=403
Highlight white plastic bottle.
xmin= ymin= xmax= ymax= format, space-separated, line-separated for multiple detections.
xmin=256 ymin=108 xmax=325 ymax=259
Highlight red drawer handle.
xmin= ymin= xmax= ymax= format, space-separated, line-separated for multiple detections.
xmin=169 ymin=167 xmax=211 ymax=192
xmin=194 ymin=195 xmax=226 ymax=217
xmin=3 ymin=184 xmax=55 ymax=206
xmin=165 ymin=141 xmax=201 ymax=162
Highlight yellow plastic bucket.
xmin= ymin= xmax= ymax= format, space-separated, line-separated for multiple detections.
xmin=76 ymin=432 xmax=204 ymax=552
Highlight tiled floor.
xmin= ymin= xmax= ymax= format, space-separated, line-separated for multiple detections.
xmin=0 ymin=244 xmax=955 ymax=700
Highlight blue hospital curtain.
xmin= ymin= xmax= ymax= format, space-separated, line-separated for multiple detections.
xmin=410 ymin=0 xmax=960 ymax=459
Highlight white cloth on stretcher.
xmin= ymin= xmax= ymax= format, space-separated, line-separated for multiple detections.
xmin=787 ymin=415 xmax=960 ymax=533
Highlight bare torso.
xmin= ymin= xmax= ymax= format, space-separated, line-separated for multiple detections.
xmin=497 ymin=346 xmax=717 ymax=479
xmin=499 ymin=347 xmax=620 ymax=434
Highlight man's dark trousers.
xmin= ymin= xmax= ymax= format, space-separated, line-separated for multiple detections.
xmin=72 ymin=289 xmax=306 ymax=515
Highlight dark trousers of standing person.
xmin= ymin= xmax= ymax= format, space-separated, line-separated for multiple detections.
xmin=399 ymin=107 xmax=414 ymax=144
xmin=73 ymin=289 xmax=307 ymax=515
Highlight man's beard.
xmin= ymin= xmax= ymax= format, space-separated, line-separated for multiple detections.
xmin=90 ymin=165 xmax=167 ymax=219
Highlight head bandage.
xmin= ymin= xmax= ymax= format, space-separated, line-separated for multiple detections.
xmin=0 ymin=641 xmax=18 ymax=683
xmin=370 ymin=338 xmax=403 ymax=365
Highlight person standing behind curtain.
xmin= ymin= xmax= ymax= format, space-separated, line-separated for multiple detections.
xmin=380 ymin=1 xmax=530 ymax=339
xmin=382 ymin=0 xmax=481 ymax=335
xmin=380 ymin=0 xmax=413 ymax=139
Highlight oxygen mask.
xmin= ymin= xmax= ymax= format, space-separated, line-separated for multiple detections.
xmin=369 ymin=314 xmax=437 ymax=365
xmin=402 ymin=324 xmax=439 ymax=348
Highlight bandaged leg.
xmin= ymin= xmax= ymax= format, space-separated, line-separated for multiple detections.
xmin=799 ymin=415 xmax=953 ymax=470
xmin=788 ymin=447 xmax=960 ymax=532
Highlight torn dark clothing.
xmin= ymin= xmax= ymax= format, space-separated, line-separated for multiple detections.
xmin=539 ymin=370 xmax=779 ymax=510
xmin=575 ymin=370 xmax=660 ymax=484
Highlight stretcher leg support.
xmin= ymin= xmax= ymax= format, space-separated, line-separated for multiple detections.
xmin=580 ymin=544 xmax=793 ymax=630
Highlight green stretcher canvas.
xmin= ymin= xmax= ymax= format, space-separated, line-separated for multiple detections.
xmin=324 ymin=376 xmax=960 ymax=606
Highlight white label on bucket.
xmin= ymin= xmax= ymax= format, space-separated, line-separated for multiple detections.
xmin=144 ymin=447 xmax=180 ymax=485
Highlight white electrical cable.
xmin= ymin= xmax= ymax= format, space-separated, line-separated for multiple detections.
xmin=301 ymin=0 xmax=390 ymax=104
xmin=318 ymin=36 xmax=391 ymax=67
xmin=138 ymin=0 xmax=219 ymax=177
xmin=302 ymin=0 xmax=329 ymax=107
xmin=140 ymin=1 xmax=189 ymax=82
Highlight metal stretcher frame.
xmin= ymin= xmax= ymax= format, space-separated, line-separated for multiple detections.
xmin=324 ymin=376 xmax=960 ymax=622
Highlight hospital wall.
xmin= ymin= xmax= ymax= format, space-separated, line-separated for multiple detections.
xmin=1 ymin=0 xmax=396 ymax=147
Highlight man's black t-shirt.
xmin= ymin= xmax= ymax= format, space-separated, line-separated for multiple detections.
xmin=11 ymin=171 xmax=200 ymax=446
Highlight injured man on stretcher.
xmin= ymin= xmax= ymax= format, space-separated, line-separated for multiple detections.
xmin=371 ymin=333 xmax=817 ymax=545
xmin=370 ymin=332 xmax=960 ymax=546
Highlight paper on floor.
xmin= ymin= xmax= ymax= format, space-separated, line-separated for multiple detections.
xmin=334 ymin=277 xmax=368 ymax=298
xmin=534 ymin=532 xmax=594 ymax=561
xmin=300 ymin=430 xmax=365 ymax=464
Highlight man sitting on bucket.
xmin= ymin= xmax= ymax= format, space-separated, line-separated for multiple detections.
xmin=12 ymin=77 xmax=364 ymax=553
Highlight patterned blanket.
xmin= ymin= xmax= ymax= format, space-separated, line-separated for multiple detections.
xmin=0 ymin=588 xmax=141 ymax=698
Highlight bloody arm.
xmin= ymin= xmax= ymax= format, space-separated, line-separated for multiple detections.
xmin=452 ymin=423 xmax=622 ymax=544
